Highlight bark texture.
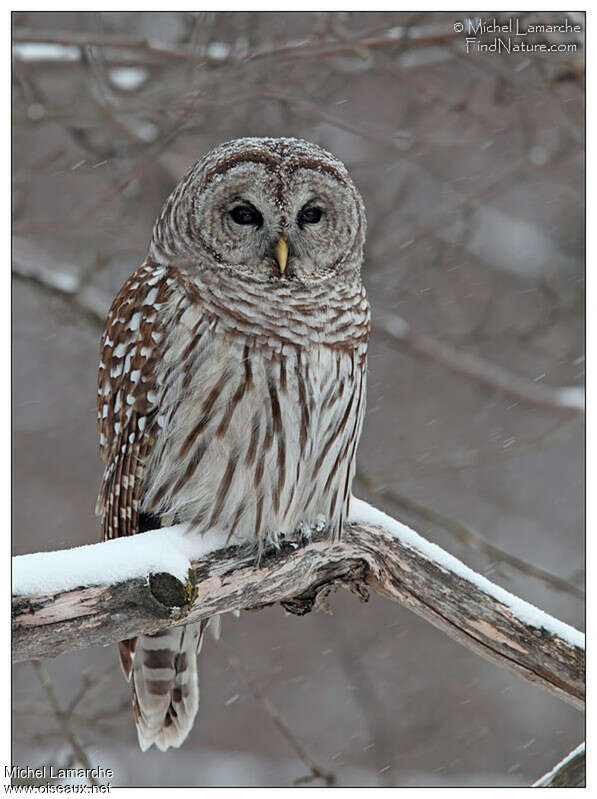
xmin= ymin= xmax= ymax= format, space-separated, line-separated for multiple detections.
xmin=12 ymin=523 xmax=584 ymax=711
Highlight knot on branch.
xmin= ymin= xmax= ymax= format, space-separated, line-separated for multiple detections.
xmin=281 ymin=562 xmax=369 ymax=616
xmin=148 ymin=572 xmax=187 ymax=608
xmin=149 ymin=568 xmax=198 ymax=621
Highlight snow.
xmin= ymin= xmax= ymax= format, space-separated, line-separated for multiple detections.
xmin=207 ymin=42 xmax=231 ymax=61
xmin=11 ymin=498 xmax=585 ymax=654
xmin=12 ymin=247 xmax=80 ymax=294
xmin=12 ymin=525 xmax=227 ymax=597
xmin=349 ymin=498 xmax=585 ymax=650
xmin=109 ymin=66 xmax=148 ymax=91
xmin=136 ymin=122 xmax=159 ymax=143
xmin=555 ymin=385 xmax=585 ymax=412
xmin=532 ymin=742 xmax=585 ymax=787
xmin=12 ymin=43 xmax=81 ymax=62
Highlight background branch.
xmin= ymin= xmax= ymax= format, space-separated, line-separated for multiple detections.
xmin=225 ymin=650 xmax=336 ymax=787
xmin=375 ymin=313 xmax=584 ymax=414
xmin=31 ymin=661 xmax=99 ymax=787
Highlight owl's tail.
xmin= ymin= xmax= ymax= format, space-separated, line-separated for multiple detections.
xmin=119 ymin=621 xmax=210 ymax=752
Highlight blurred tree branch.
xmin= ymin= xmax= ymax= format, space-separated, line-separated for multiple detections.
xmin=375 ymin=312 xmax=584 ymax=414
xmin=225 ymin=649 xmax=336 ymax=786
xmin=12 ymin=23 xmax=461 ymax=66
xmin=31 ymin=661 xmax=99 ymax=787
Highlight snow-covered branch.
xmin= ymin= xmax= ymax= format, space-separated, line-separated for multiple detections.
xmin=533 ymin=742 xmax=585 ymax=787
xmin=12 ymin=500 xmax=584 ymax=711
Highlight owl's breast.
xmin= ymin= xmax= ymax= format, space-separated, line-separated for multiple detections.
xmin=141 ymin=292 xmax=366 ymax=544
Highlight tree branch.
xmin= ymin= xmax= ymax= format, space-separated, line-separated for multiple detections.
xmin=375 ymin=312 xmax=584 ymax=414
xmin=225 ymin=650 xmax=336 ymax=786
xmin=533 ymin=742 xmax=585 ymax=787
xmin=12 ymin=24 xmax=460 ymax=66
xmin=31 ymin=661 xmax=99 ymax=787
xmin=355 ymin=471 xmax=585 ymax=600
xmin=12 ymin=500 xmax=584 ymax=713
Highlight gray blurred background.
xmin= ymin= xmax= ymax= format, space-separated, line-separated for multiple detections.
xmin=12 ymin=11 xmax=584 ymax=788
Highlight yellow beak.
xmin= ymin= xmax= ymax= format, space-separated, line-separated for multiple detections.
xmin=274 ymin=234 xmax=289 ymax=276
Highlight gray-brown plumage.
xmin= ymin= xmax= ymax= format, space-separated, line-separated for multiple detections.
xmin=96 ymin=137 xmax=370 ymax=751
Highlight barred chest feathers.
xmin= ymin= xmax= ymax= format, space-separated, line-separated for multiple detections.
xmin=141 ymin=267 xmax=370 ymax=544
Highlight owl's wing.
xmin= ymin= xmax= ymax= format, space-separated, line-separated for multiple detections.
xmin=97 ymin=261 xmax=176 ymax=540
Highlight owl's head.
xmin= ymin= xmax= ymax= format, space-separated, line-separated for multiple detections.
xmin=149 ymin=137 xmax=366 ymax=284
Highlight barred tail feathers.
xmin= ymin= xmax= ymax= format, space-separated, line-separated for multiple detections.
xmin=125 ymin=621 xmax=208 ymax=752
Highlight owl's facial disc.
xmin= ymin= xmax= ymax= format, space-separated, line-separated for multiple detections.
xmin=192 ymin=162 xmax=361 ymax=282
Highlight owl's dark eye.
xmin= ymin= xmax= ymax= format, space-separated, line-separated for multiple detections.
xmin=298 ymin=206 xmax=323 ymax=227
xmin=230 ymin=204 xmax=263 ymax=227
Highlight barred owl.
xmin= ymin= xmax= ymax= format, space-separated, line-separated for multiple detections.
xmin=96 ymin=137 xmax=370 ymax=751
